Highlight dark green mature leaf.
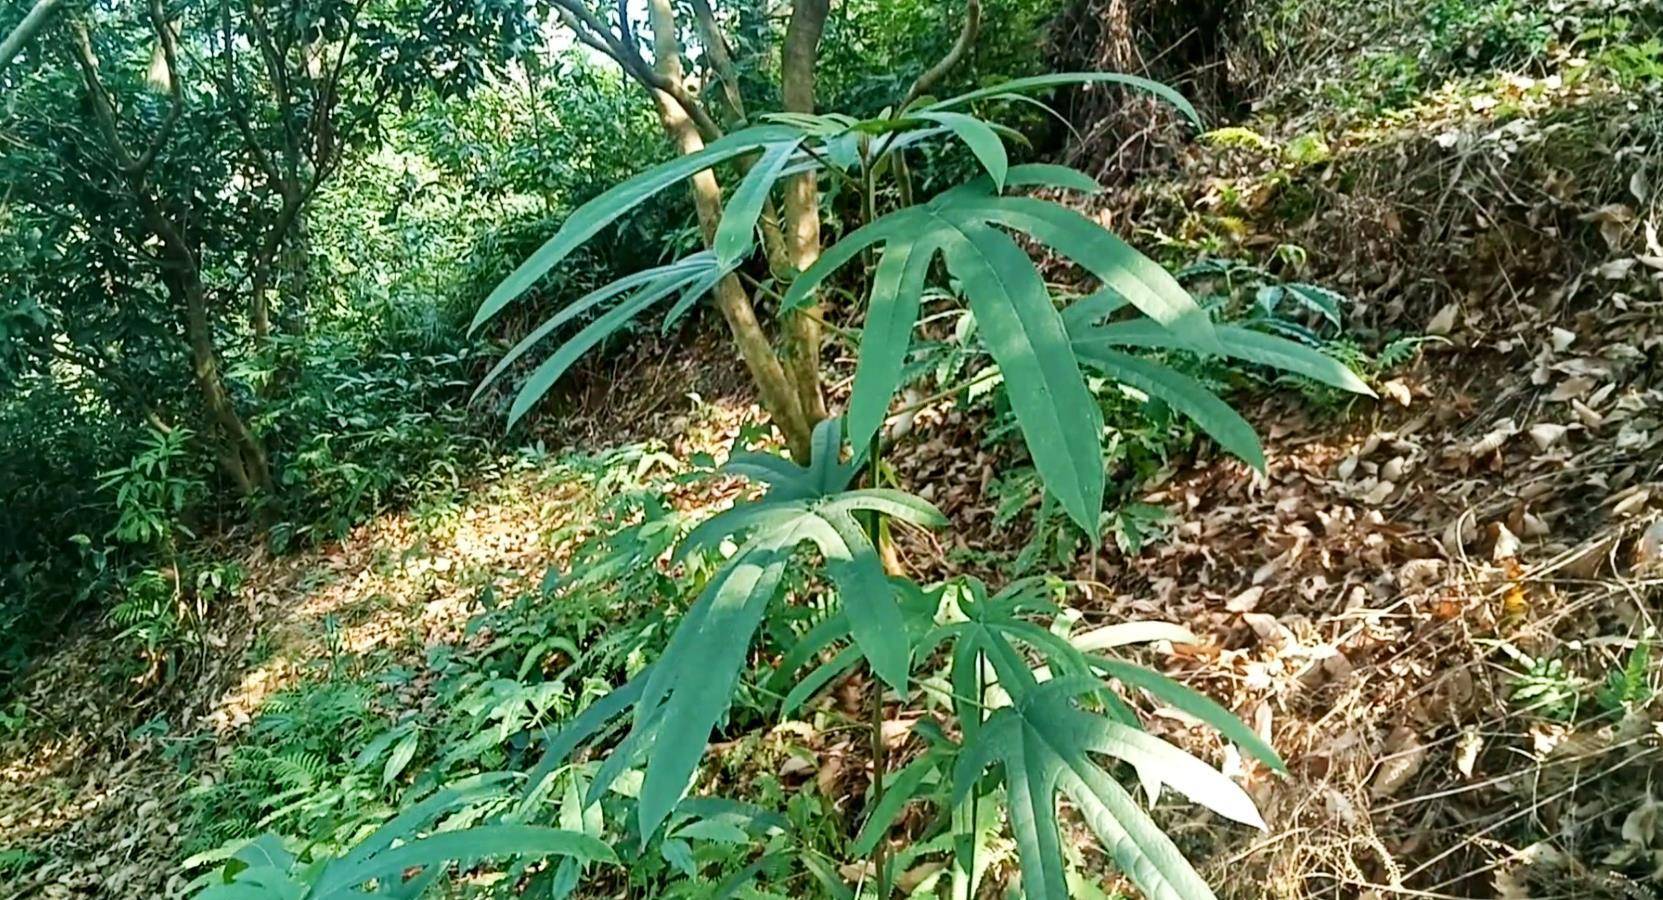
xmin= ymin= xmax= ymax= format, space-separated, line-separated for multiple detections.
xmin=953 ymin=675 xmax=1262 ymax=900
xmin=1070 ymin=318 xmax=1375 ymax=396
xmin=939 ymin=220 xmax=1105 ymax=536
xmin=505 ymin=266 xmax=720 ymax=427
xmin=1061 ymin=760 xmax=1219 ymax=900
xmin=998 ymin=162 xmax=1102 ymax=194
xmin=474 ymin=255 xmax=717 ymax=400
xmin=631 ymin=548 xmax=788 ymax=839
xmin=1072 ymin=346 xmax=1266 ymax=470
xmin=922 ymin=72 xmax=1201 ymax=131
xmin=847 ymin=235 xmax=934 ymax=453
xmin=954 ymin=196 xmax=1220 ymax=354
xmin=473 ymin=125 xmax=797 ymax=331
xmin=852 ymin=753 xmax=943 ymax=857
xmin=523 ymin=671 xmax=651 ymax=800
xmin=818 ymin=489 xmax=948 ymax=527
xmin=1090 ymin=657 xmax=1286 ymax=773
xmin=820 ymin=510 xmax=911 ymax=692
xmin=781 ymin=644 xmax=860 ymax=714
xmin=714 ymin=138 xmax=802 ymax=264
xmin=915 ymin=111 xmax=1008 ymax=191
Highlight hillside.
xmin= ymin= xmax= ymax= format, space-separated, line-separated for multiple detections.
xmin=4 ymin=1 xmax=1662 ymax=898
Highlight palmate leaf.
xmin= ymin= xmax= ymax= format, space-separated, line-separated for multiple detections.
xmin=782 ymin=175 xmax=1220 ymax=536
xmin=527 ymin=421 xmax=944 ymax=846
xmin=952 ymin=672 xmax=1264 ymax=900
xmin=929 ymin=581 xmax=1272 ymax=900
xmin=674 ymin=422 xmax=946 ymax=698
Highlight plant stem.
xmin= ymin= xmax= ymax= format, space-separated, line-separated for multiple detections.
xmin=965 ymin=657 xmax=984 ymax=899
xmin=865 ymin=428 xmax=891 ymax=898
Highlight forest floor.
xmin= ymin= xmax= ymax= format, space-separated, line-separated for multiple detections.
xmin=5 ymin=14 xmax=1663 ymax=900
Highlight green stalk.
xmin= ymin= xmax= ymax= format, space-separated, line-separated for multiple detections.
xmin=865 ymin=428 xmax=891 ymax=899
xmin=965 ymin=657 xmax=983 ymax=899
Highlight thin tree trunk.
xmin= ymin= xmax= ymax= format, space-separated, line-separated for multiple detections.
xmin=779 ymin=0 xmax=831 ymax=429
xmin=172 ymin=272 xmax=275 ymax=502
xmin=644 ymin=0 xmax=812 ymax=459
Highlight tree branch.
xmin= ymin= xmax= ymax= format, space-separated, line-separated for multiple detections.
xmin=0 ymin=0 xmax=63 ymax=70
xmin=127 ymin=0 xmax=186 ymax=176
xmin=688 ymin=0 xmax=745 ymax=124
xmin=548 ymin=0 xmax=722 ymax=141
xmin=901 ymin=0 xmax=981 ymax=110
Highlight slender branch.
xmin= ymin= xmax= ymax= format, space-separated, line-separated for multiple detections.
xmin=548 ymin=0 xmax=723 ymax=140
xmin=216 ymin=0 xmax=280 ymax=185
xmin=900 ymin=0 xmax=982 ymax=111
xmin=246 ymin=3 xmax=299 ymax=181
xmin=127 ymin=0 xmax=185 ymax=176
xmin=688 ymin=0 xmax=745 ymax=124
xmin=0 ymin=0 xmax=64 ymax=70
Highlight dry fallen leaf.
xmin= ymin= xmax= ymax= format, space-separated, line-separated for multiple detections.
xmin=1637 ymin=519 xmax=1663 ymax=570
xmin=1226 ymin=586 xmax=1264 ymax=613
xmin=1426 ymin=302 xmax=1460 ymax=336
xmin=1493 ymin=523 xmax=1522 ymax=560
xmin=1526 ymin=423 xmax=1567 ymax=451
xmin=1370 ymin=726 xmax=1427 ymax=798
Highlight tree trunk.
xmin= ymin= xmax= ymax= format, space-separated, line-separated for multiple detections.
xmin=644 ymin=0 xmax=813 ymax=460
xmin=171 ymin=272 xmax=275 ymax=502
xmin=779 ymin=0 xmax=831 ymax=429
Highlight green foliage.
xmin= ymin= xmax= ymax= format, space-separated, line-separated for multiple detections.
xmin=1421 ymin=0 xmax=1551 ymax=73
xmin=99 ymin=427 xmax=203 ymax=548
xmin=1597 ymin=633 xmax=1656 ymax=714
xmin=464 ymin=63 xmax=1370 ymax=898
xmin=189 ymin=778 xmax=613 ymax=900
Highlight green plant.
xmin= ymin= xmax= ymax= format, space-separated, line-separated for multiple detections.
xmin=188 ymin=777 xmax=612 ymax=899
xmin=99 ymin=425 xmax=201 ymax=549
xmin=471 ymin=63 xmax=1370 ymax=898
xmin=1504 ymin=646 xmax=1583 ymax=722
xmin=1596 ymin=632 xmax=1656 ymax=715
